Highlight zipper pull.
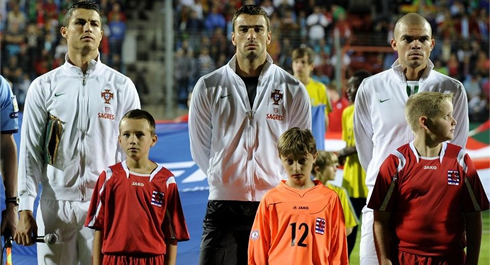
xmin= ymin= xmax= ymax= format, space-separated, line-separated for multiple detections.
xmin=248 ymin=111 xmax=254 ymax=121
xmin=83 ymin=75 xmax=87 ymax=86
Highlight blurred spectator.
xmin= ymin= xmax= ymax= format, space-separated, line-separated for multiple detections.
xmin=2 ymin=55 xmax=23 ymax=86
xmin=468 ymin=92 xmax=488 ymax=122
xmin=197 ymin=47 xmax=215 ymax=77
xmin=447 ymin=53 xmax=460 ymax=78
xmin=260 ymin=0 xmax=274 ymax=16
xmin=204 ymin=5 xmax=226 ymax=35
xmin=16 ymin=73 xmax=31 ymax=110
xmin=476 ymin=8 xmax=488 ymax=41
xmin=54 ymin=38 xmax=68 ymax=63
xmin=327 ymin=83 xmax=350 ymax=134
xmin=131 ymin=66 xmax=150 ymax=104
xmin=108 ymin=12 xmax=126 ymax=64
xmin=464 ymin=74 xmax=482 ymax=100
xmin=306 ymin=5 xmax=330 ymax=47
xmin=175 ymin=47 xmax=195 ymax=109
xmin=4 ymin=23 xmax=24 ymax=57
xmin=7 ymin=2 xmax=27 ymax=31
xmin=108 ymin=2 xmax=126 ymax=23
xmin=433 ymin=59 xmax=448 ymax=75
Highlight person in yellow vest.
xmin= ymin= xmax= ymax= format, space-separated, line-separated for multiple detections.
xmin=313 ymin=151 xmax=358 ymax=237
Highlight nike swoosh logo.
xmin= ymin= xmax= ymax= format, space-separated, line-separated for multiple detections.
xmin=55 ymin=93 xmax=66 ymax=97
xmin=379 ymin=98 xmax=391 ymax=103
xmin=220 ymin=95 xmax=230 ymax=99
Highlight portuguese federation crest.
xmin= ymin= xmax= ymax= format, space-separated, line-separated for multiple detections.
xmin=271 ymin=89 xmax=283 ymax=105
xmin=101 ymin=89 xmax=114 ymax=104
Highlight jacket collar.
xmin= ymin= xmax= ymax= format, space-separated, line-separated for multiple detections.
xmin=63 ymin=53 xmax=102 ymax=75
xmin=227 ymin=53 xmax=273 ymax=78
xmin=391 ymin=58 xmax=434 ymax=82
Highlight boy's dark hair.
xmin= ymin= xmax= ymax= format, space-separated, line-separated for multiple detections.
xmin=232 ymin=5 xmax=270 ymax=32
xmin=292 ymin=46 xmax=315 ymax=65
xmin=277 ymin=127 xmax=317 ymax=158
xmin=62 ymin=1 xmax=100 ymax=27
xmin=352 ymin=70 xmax=372 ymax=82
xmin=120 ymin=109 xmax=156 ymax=136
xmin=349 ymin=70 xmax=372 ymax=89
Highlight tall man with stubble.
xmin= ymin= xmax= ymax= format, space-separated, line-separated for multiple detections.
xmin=189 ymin=5 xmax=311 ymax=265
xmin=15 ymin=2 xmax=140 ymax=264
xmin=354 ymin=13 xmax=469 ymax=264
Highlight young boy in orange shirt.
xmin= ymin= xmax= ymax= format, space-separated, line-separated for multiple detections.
xmin=248 ymin=127 xmax=348 ymax=264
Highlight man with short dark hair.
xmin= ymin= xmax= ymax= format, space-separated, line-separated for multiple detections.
xmin=189 ymin=5 xmax=311 ymax=265
xmin=15 ymin=1 xmax=140 ymax=264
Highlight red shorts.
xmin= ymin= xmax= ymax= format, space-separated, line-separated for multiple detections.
xmin=103 ymin=254 xmax=165 ymax=265
xmin=397 ymin=250 xmax=465 ymax=265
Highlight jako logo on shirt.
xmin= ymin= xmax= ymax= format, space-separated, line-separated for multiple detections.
xmin=424 ymin=166 xmax=437 ymax=170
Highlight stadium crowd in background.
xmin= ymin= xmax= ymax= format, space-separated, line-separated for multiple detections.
xmin=1 ymin=0 xmax=489 ymax=123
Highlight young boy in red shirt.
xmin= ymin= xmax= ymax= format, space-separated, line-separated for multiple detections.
xmin=368 ymin=92 xmax=489 ymax=264
xmin=85 ymin=109 xmax=190 ymax=264
xmin=248 ymin=127 xmax=348 ymax=264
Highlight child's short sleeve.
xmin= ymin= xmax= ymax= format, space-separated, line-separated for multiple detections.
xmin=162 ymin=177 xmax=190 ymax=241
xmin=368 ymin=154 xmax=399 ymax=211
xmin=85 ymin=169 xmax=109 ymax=229
xmin=461 ymin=154 xmax=490 ymax=212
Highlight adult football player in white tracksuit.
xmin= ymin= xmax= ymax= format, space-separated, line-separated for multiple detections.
xmin=15 ymin=2 xmax=140 ymax=264
xmin=354 ymin=13 xmax=468 ymax=265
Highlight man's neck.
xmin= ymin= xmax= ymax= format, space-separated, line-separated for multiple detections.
xmin=67 ymin=50 xmax=98 ymax=73
xmin=404 ymin=64 xmax=427 ymax=81
xmin=235 ymin=55 xmax=266 ymax=77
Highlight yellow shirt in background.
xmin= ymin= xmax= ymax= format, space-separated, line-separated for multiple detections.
xmin=341 ymin=105 xmax=368 ymax=198
xmin=306 ymin=78 xmax=332 ymax=115
xmin=327 ymin=182 xmax=359 ymax=229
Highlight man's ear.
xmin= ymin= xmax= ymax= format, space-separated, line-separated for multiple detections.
xmin=231 ymin=32 xmax=236 ymax=46
xmin=390 ymin=38 xmax=397 ymax=51
xmin=60 ymin=27 xmax=67 ymax=39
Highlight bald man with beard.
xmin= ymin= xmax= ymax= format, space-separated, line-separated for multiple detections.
xmin=353 ymin=13 xmax=469 ymax=264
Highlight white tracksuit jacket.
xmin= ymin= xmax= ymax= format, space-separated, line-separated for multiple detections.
xmin=354 ymin=59 xmax=469 ymax=202
xmin=18 ymin=56 xmax=140 ymax=211
xmin=189 ymin=54 xmax=312 ymax=202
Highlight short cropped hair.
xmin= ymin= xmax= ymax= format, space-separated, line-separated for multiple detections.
xmin=63 ymin=1 xmax=100 ymax=27
xmin=394 ymin=13 xmax=432 ymax=39
xmin=405 ymin=92 xmax=454 ymax=132
xmin=120 ymin=109 xmax=156 ymax=136
xmin=311 ymin=151 xmax=337 ymax=174
xmin=277 ymin=127 xmax=317 ymax=158
xmin=292 ymin=46 xmax=315 ymax=65
xmin=232 ymin=5 xmax=270 ymax=32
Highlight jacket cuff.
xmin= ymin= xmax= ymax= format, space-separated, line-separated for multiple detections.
xmin=18 ymin=195 xmax=35 ymax=212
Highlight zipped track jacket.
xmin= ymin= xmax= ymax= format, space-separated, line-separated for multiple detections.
xmin=189 ymin=54 xmax=311 ymax=202
xmin=18 ymin=56 xmax=140 ymax=211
